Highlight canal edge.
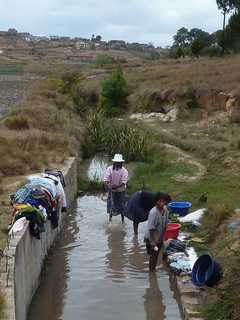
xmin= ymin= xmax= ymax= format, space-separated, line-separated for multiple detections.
xmin=169 ymin=262 xmax=204 ymax=320
xmin=0 ymin=157 xmax=78 ymax=320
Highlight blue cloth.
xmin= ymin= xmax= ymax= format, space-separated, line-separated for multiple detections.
xmin=12 ymin=184 xmax=37 ymax=203
xmin=28 ymin=177 xmax=57 ymax=198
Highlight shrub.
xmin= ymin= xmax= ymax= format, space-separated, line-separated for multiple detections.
xmin=95 ymin=54 xmax=114 ymax=67
xmin=185 ymin=87 xmax=200 ymax=109
xmin=100 ymin=66 xmax=129 ymax=116
xmin=5 ymin=115 xmax=30 ymax=130
xmin=58 ymin=71 xmax=88 ymax=114
xmin=201 ymin=45 xmax=223 ymax=57
xmin=145 ymin=51 xmax=161 ymax=60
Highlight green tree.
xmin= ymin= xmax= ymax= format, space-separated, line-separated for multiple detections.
xmin=95 ymin=35 xmax=102 ymax=42
xmin=100 ymin=66 xmax=129 ymax=116
xmin=189 ymin=28 xmax=210 ymax=45
xmin=173 ymin=27 xmax=190 ymax=47
xmin=191 ymin=38 xmax=205 ymax=57
xmin=216 ymin=0 xmax=237 ymax=50
xmin=225 ymin=11 xmax=240 ymax=51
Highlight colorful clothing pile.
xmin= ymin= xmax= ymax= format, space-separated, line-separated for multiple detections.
xmin=9 ymin=169 xmax=67 ymax=239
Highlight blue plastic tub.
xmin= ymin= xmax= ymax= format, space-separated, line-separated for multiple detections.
xmin=191 ymin=254 xmax=222 ymax=287
xmin=168 ymin=201 xmax=192 ymax=216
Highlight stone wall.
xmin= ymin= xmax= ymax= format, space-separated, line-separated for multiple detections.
xmin=0 ymin=157 xmax=78 ymax=320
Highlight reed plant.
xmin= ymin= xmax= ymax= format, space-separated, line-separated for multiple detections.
xmin=84 ymin=110 xmax=153 ymax=161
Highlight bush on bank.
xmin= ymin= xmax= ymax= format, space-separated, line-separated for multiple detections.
xmin=99 ymin=65 xmax=129 ymax=117
xmin=83 ymin=109 xmax=153 ymax=161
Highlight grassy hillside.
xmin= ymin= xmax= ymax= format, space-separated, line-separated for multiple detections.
xmin=1 ymin=53 xmax=240 ymax=319
xmin=0 ymin=73 xmax=84 ymax=249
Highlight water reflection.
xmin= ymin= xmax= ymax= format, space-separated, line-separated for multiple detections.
xmin=105 ymin=225 xmax=127 ymax=280
xmin=27 ymin=206 xmax=79 ymax=320
xmin=143 ymin=274 xmax=165 ymax=320
xmin=28 ymin=196 xmax=182 ymax=320
xmin=128 ymin=236 xmax=147 ymax=274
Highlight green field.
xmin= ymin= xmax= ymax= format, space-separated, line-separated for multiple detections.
xmin=0 ymin=64 xmax=24 ymax=75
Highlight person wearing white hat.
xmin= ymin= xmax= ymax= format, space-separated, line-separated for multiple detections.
xmin=104 ymin=154 xmax=129 ymax=223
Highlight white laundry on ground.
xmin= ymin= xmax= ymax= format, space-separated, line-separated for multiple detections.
xmin=178 ymin=208 xmax=206 ymax=225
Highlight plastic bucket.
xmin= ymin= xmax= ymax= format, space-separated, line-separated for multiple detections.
xmin=163 ymin=223 xmax=181 ymax=240
xmin=191 ymin=254 xmax=222 ymax=287
xmin=168 ymin=201 xmax=192 ymax=216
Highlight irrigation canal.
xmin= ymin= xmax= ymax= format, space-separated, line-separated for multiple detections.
xmin=28 ymin=195 xmax=182 ymax=320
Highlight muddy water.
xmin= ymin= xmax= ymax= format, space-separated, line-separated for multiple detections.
xmin=28 ymin=195 xmax=182 ymax=320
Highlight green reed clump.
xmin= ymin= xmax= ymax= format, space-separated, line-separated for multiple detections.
xmin=84 ymin=110 xmax=153 ymax=161
xmin=198 ymin=205 xmax=233 ymax=243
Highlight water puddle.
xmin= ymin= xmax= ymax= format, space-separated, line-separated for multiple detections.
xmin=28 ymin=195 xmax=182 ymax=320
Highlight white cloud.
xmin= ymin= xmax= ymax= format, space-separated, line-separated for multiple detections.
xmin=0 ymin=0 xmax=223 ymax=46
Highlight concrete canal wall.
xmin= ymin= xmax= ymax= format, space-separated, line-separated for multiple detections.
xmin=0 ymin=157 xmax=78 ymax=320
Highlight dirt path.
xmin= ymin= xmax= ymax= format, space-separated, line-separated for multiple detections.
xmin=163 ymin=143 xmax=206 ymax=182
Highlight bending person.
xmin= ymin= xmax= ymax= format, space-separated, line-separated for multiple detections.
xmin=103 ymin=154 xmax=128 ymax=223
xmin=144 ymin=192 xmax=171 ymax=272
xmin=124 ymin=190 xmax=159 ymax=235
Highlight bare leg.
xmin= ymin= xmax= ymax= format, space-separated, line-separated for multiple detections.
xmin=133 ymin=221 xmax=139 ymax=235
xmin=149 ymin=251 xmax=159 ymax=272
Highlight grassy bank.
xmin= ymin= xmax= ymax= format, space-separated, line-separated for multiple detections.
xmin=1 ymin=53 xmax=240 ymax=320
xmin=0 ymin=73 xmax=84 ymax=249
xmin=126 ymin=115 xmax=240 ymax=320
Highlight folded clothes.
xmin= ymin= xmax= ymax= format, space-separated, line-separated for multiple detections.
xmin=165 ymin=239 xmax=187 ymax=255
xmin=170 ymin=259 xmax=192 ymax=274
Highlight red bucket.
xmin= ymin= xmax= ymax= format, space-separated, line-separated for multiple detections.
xmin=163 ymin=223 xmax=181 ymax=240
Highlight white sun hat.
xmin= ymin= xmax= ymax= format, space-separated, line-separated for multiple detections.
xmin=112 ymin=153 xmax=125 ymax=162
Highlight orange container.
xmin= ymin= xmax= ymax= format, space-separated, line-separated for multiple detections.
xmin=163 ymin=223 xmax=181 ymax=240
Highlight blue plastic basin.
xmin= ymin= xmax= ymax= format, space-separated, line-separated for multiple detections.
xmin=191 ymin=254 xmax=222 ymax=287
xmin=168 ymin=201 xmax=192 ymax=216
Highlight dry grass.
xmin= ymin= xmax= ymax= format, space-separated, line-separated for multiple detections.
xmin=127 ymin=55 xmax=240 ymax=92
xmin=0 ymin=76 xmax=84 ymax=249
xmin=82 ymin=54 xmax=240 ymax=113
xmin=0 ymin=78 xmax=83 ymax=178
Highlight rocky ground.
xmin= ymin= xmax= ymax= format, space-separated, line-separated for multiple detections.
xmin=0 ymin=76 xmax=38 ymax=117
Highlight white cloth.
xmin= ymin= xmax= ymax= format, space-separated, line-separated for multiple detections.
xmin=178 ymin=208 xmax=206 ymax=224
xmin=9 ymin=217 xmax=27 ymax=235
xmin=42 ymin=174 xmax=67 ymax=208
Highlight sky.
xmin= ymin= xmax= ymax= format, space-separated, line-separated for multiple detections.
xmin=0 ymin=0 xmax=223 ymax=47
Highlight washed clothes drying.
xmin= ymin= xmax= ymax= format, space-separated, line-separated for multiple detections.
xmin=27 ymin=176 xmax=57 ymax=199
xmin=11 ymin=204 xmax=46 ymax=239
xmin=165 ymin=239 xmax=187 ymax=256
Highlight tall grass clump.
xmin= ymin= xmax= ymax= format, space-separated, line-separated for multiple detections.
xmin=4 ymin=115 xmax=30 ymax=130
xmin=84 ymin=110 xmax=153 ymax=161
xmin=202 ymin=248 xmax=240 ymax=320
xmin=198 ymin=205 xmax=233 ymax=243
